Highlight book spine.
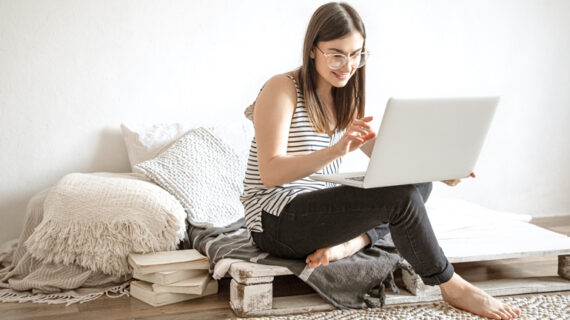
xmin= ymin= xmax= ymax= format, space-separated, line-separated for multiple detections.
xmin=134 ymin=259 xmax=210 ymax=275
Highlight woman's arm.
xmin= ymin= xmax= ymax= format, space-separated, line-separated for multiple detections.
xmin=254 ymin=75 xmax=374 ymax=188
xmin=254 ymin=75 xmax=339 ymax=188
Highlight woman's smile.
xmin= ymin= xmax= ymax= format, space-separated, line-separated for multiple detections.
xmin=332 ymin=71 xmax=350 ymax=81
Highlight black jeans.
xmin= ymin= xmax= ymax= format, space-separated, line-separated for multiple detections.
xmin=251 ymin=182 xmax=454 ymax=286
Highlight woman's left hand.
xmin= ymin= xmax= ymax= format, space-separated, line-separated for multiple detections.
xmin=441 ymin=172 xmax=476 ymax=187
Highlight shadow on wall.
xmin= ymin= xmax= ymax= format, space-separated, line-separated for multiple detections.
xmin=0 ymin=193 xmax=34 ymax=243
xmin=89 ymin=127 xmax=131 ymax=173
xmin=0 ymin=127 xmax=131 ymax=244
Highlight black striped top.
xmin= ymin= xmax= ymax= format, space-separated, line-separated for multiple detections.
xmin=241 ymin=75 xmax=344 ymax=243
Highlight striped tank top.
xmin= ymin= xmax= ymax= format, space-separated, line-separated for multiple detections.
xmin=241 ymin=74 xmax=345 ymax=242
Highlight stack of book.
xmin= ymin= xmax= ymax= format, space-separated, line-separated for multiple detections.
xmin=128 ymin=249 xmax=218 ymax=307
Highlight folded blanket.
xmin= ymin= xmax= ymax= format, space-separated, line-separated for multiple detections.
xmin=0 ymin=188 xmax=129 ymax=305
xmin=186 ymin=219 xmax=409 ymax=309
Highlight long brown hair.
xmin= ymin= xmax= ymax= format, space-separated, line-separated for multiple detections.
xmin=298 ymin=2 xmax=366 ymax=135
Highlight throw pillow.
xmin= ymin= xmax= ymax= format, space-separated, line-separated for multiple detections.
xmin=120 ymin=123 xmax=195 ymax=169
xmin=134 ymin=127 xmax=245 ymax=228
xmin=120 ymin=119 xmax=253 ymax=171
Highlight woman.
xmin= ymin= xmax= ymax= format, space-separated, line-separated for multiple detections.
xmin=240 ymin=2 xmax=520 ymax=319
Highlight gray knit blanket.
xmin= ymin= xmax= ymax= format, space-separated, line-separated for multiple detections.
xmin=184 ymin=219 xmax=410 ymax=309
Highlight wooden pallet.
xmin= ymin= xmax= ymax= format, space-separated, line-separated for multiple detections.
xmin=229 ymin=221 xmax=570 ymax=317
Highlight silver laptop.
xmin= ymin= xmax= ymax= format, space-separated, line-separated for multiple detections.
xmin=310 ymin=97 xmax=499 ymax=188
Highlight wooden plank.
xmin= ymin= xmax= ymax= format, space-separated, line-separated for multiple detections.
xmin=401 ymin=269 xmax=439 ymax=296
xmin=476 ymin=276 xmax=570 ymax=295
xmin=447 ymin=249 xmax=570 ymax=263
xmin=231 ymin=293 xmax=334 ymax=317
xmin=228 ymin=261 xmax=292 ymax=281
xmin=386 ymin=276 xmax=570 ymax=305
xmin=559 ymin=255 xmax=570 ymax=280
xmin=225 ymin=250 xmax=570 ymax=279
xmin=234 ymin=276 xmax=274 ymax=285
xmin=226 ymin=223 xmax=570 ymax=272
xmin=230 ymin=279 xmax=272 ymax=314
xmin=440 ymin=221 xmax=570 ymax=263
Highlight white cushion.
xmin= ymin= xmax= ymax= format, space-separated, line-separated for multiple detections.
xmin=134 ymin=127 xmax=245 ymax=228
xmin=120 ymin=119 xmax=253 ymax=171
xmin=120 ymin=123 xmax=195 ymax=169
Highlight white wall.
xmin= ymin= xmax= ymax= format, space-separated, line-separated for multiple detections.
xmin=1 ymin=0 xmax=569 ymax=244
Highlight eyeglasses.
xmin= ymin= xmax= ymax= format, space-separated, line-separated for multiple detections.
xmin=315 ymin=46 xmax=370 ymax=70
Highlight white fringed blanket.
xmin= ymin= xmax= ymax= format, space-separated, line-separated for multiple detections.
xmin=24 ymin=172 xmax=187 ymax=276
xmin=1 ymin=187 xmax=129 ymax=305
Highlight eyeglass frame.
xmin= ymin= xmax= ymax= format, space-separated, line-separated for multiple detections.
xmin=314 ymin=46 xmax=370 ymax=70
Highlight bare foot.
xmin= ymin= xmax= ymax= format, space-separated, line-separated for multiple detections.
xmin=440 ymin=273 xmax=521 ymax=319
xmin=306 ymin=234 xmax=371 ymax=268
xmin=305 ymin=242 xmax=354 ymax=268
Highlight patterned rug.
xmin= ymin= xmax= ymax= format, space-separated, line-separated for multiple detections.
xmin=242 ymin=292 xmax=570 ymax=320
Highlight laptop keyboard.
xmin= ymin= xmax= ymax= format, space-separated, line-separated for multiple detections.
xmin=346 ymin=176 xmax=365 ymax=182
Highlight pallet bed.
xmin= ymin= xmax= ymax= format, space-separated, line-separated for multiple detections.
xmin=227 ymin=215 xmax=570 ymax=317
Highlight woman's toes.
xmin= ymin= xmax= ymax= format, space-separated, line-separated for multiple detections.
xmin=319 ymin=255 xmax=328 ymax=266
xmin=511 ymin=307 xmax=521 ymax=317
xmin=497 ymin=310 xmax=510 ymax=319
xmin=306 ymin=254 xmax=318 ymax=268
xmin=311 ymin=256 xmax=321 ymax=266
xmin=306 ymin=249 xmax=330 ymax=268
xmin=507 ymin=306 xmax=521 ymax=319
xmin=505 ymin=306 xmax=519 ymax=318
xmin=487 ymin=312 xmax=501 ymax=320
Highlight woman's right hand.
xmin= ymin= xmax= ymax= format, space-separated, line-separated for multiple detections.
xmin=332 ymin=116 xmax=376 ymax=157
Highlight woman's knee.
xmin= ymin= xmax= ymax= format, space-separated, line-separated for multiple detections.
xmin=387 ymin=184 xmax=427 ymax=222
xmin=395 ymin=184 xmax=425 ymax=203
xmin=416 ymin=182 xmax=433 ymax=203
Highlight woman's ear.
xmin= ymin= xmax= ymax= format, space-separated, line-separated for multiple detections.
xmin=309 ymin=48 xmax=315 ymax=59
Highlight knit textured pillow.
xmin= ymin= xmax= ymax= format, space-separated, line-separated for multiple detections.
xmin=134 ymin=127 xmax=245 ymax=228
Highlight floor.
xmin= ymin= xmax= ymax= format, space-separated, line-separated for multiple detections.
xmin=1 ymin=216 xmax=569 ymax=320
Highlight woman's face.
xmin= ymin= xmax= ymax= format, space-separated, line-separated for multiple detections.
xmin=311 ymin=31 xmax=365 ymax=89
